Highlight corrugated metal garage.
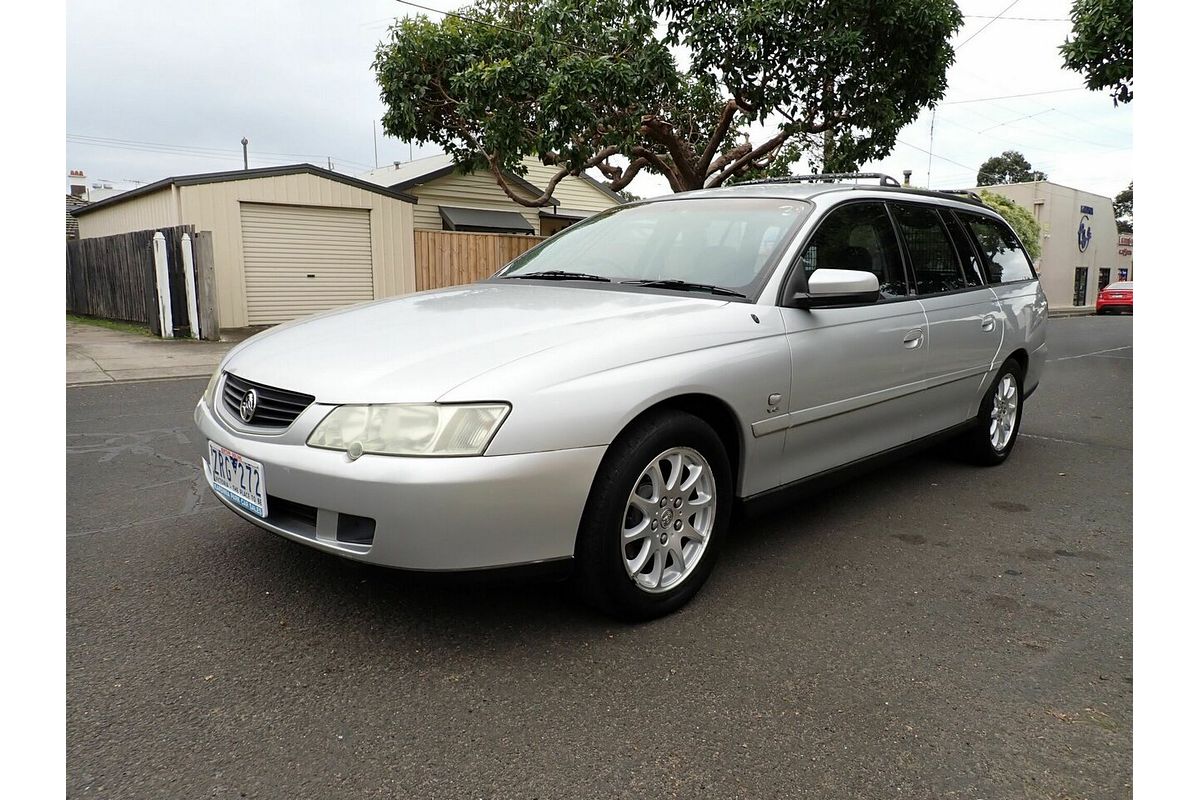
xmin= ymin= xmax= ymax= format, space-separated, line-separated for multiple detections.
xmin=240 ymin=203 xmax=375 ymax=325
xmin=73 ymin=164 xmax=417 ymax=329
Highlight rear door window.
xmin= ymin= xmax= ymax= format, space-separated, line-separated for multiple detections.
xmin=888 ymin=203 xmax=970 ymax=295
xmin=801 ymin=202 xmax=909 ymax=300
xmin=940 ymin=210 xmax=986 ymax=287
xmin=959 ymin=213 xmax=1037 ymax=283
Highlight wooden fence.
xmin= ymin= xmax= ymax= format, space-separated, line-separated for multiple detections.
xmin=414 ymin=230 xmax=545 ymax=291
xmin=66 ymin=225 xmax=220 ymax=338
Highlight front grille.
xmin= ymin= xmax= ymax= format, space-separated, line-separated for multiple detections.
xmin=222 ymin=373 xmax=315 ymax=429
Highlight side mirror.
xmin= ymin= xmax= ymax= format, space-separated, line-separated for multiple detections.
xmin=789 ymin=268 xmax=880 ymax=309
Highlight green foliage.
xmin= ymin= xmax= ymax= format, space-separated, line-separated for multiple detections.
xmin=373 ymin=0 xmax=962 ymax=202
xmin=1060 ymin=0 xmax=1133 ymax=105
xmin=977 ymin=151 xmax=1047 ymax=186
xmin=66 ymin=314 xmax=152 ymax=337
xmin=980 ymin=190 xmax=1042 ymax=262
xmin=1113 ymin=181 xmax=1132 ymax=232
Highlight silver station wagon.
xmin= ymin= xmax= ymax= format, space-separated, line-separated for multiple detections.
xmin=196 ymin=173 xmax=1048 ymax=620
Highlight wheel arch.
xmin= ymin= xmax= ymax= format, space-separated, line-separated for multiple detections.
xmin=618 ymin=393 xmax=745 ymax=496
xmin=1005 ymin=347 xmax=1029 ymax=378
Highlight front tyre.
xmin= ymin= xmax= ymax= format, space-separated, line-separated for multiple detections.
xmin=961 ymin=358 xmax=1025 ymax=466
xmin=574 ymin=410 xmax=732 ymax=621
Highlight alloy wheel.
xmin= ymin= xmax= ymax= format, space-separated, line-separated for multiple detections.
xmin=621 ymin=447 xmax=716 ymax=594
xmin=989 ymin=373 xmax=1020 ymax=452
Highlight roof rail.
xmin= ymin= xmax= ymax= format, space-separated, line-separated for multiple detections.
xmin=937 ymin=189 xmax=986 ymax=205
xmin=735 ymin=172 xmax=902 ymax=187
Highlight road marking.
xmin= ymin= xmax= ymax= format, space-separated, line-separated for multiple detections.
xmin=1018 ymin=432 xmax=1132 ymax=451
xmin=1019 ymin=433 xmax=1088 ymax=446
xmin=1051 ymin=345 xmax=1132 ymax=362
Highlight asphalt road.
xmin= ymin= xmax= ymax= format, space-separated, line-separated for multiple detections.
xmin=67 ymin=316 xmax=1132 ymax=799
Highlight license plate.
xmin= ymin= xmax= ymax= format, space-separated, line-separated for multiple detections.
xmin=207 ymin=441 xmax=268 ymax=518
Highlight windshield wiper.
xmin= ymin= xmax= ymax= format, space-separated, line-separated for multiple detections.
xmin=504 ymin=270 xmax=611 ymax=282
xmin=620 ymin=279 xmax=746 ymax=298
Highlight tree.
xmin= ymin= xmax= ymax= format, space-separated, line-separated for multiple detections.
xmin=976 ymin=151 xmax=1047 ymax=186
xmin=1060 ymin=0 xmax=1133 ymax=105
xmin=980 ymin=190 xmax=1042 ymax=262
xmin=1113 ymin=181 xmax=1132 ymax=233
xmin=373 ymin=0 xmax=963 ymax=206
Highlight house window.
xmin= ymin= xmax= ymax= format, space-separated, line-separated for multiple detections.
xmin=540 ymin=217 xmax=575 ymax=237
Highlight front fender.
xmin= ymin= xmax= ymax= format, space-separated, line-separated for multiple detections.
xmin=447 ymin=306 xmax=792 ymax=497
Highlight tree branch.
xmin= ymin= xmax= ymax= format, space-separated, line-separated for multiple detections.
xmin=705 ymin=131 xmax=791 ymax=188
xmin=631 ymin=145 xmax=685 ymax=192
xmin=485 ymin=159 xmax=565 ymax=208
xmin=706 ymin=141 xmax=752 ymax=178
xmin=608 ymin=157 xmax=649 ymax=192
xmin=696 ymin=100 xmax=741 ymax=178
xmin=484 ymin=145 xmax=623 ymax=208
xmin=639 ymin=116 xmax=699 ymax=188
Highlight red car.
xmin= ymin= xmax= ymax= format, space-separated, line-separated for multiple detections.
xmin=1096 ymin=281 xmax=1133 ymax=315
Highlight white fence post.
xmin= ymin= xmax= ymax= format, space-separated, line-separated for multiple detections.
xmin=152 ymin=231 xmax=173 ymax=338
xmin=180 ymin=233 xmax=200 ymax=339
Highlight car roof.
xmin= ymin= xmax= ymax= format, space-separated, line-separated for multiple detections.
xmin=643 ymin=181 xmax=999 ymax=216
xmin=1106 ymin=281 xmax=1133 ymax=289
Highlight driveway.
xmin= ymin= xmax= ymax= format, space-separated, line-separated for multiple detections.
xmin=66 ymin=321 xmax=242 ymax=386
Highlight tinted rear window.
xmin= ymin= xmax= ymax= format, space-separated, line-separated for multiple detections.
xmin=959 ymin=213 xmax=1036 ymax=284
xmin=889 ymin=203 xmax=969 ymax=295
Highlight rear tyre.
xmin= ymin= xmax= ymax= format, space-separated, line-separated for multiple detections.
xmin=573 ymin=410 xmax=732 ymax=621
xmin=959 ymin=358 xmax=1025 ymax=466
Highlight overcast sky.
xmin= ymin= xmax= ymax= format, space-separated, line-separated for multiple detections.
xmin=66 ymin=0 xmax=1132 ymax=199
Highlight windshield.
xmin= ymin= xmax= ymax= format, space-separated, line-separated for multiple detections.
xmin=495 ymin=197 xmax=812 ymax=297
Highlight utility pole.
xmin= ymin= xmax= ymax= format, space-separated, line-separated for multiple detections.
xmin=241 ymin=137 xmax=248 ymax=170
xmin=926 ymin=109 xmax=935 ymax=187
xmin=373 ymin=120 xmax=379 ymax=168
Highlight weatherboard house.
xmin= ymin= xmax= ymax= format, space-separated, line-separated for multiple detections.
xmin=359 ymin=154 xmax=623 ymax=237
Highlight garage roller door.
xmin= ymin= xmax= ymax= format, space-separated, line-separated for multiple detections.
xmin=241 ymin=203 xmax=374 ymax=325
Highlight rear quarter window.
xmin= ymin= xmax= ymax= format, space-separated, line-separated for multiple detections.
xmin=959 ymin=213 xmax=1037 ymax=284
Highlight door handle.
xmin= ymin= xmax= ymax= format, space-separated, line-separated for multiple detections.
xmin=981 ymin=316 xmax=996 ymax=332
xmin=902 ymin=329 xmax=924 ymax=349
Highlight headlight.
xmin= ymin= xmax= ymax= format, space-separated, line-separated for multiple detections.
xmin=307 ymin=403 xmax=510 ymax=457
xmin=203 ymin=368 xmax=222 ymax=409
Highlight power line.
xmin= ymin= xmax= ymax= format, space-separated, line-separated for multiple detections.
xmin=946 ymin=104 xmax=1129 ymax=150
xmin=976 ymin=108 xmax=1056 ymax=133
xmin=67 ymin=133 xmax=374 ymax=171
xmin=961 ymin=14 xmax=1068 ymax=22
xmin=942 ymin=87 xmax=1087 ymax=104
xmin=956 ymin=0 xmax=1023 ymax=50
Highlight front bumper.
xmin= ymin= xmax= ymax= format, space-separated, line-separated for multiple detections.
xmin=195 ymin=399 xmax=606 ymax=571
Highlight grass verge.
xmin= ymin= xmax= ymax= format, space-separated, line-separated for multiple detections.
xmin=67 ymin=314 xmax=153 ymax=337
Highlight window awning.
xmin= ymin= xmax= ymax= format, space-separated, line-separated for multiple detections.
xmin=538 ymin=207 xmax=597 ymax=221
xmin=439 ymin=206 xmax=535 ymax=234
